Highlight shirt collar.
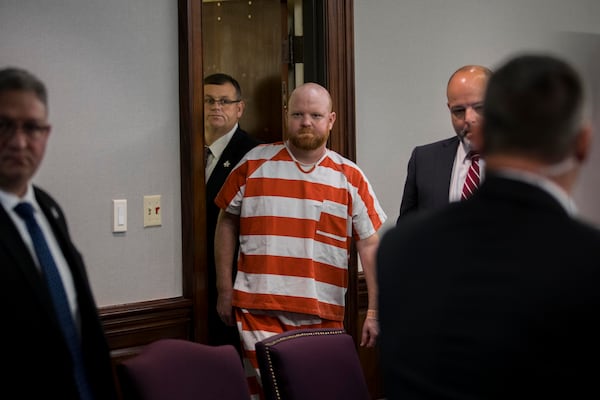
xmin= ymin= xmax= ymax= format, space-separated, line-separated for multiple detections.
xmin=457 ymin=139 xmax=471 ymax=163
xmin=0 ymin=184 xmax=39 ymax=213
xmin=493 ymin=168 xmax=578 ymax=215
xmin=207 ymin=123 xmax=238 ymax=161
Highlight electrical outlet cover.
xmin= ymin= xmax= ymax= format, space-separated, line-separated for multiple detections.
xmin=143 ymin=195 xmax=161 ymax=227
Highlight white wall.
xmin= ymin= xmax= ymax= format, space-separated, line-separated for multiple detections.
xmin=354 ymin=0 xmax=600 ymax=233
xmin=0 ymin=0 xmax=182 ymax=306
xmin=2 ymin=1 xmax=598 ymax=308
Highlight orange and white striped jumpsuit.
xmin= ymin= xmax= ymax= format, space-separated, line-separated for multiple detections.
xmin=215 ymin=142 xmax=386 ymax=398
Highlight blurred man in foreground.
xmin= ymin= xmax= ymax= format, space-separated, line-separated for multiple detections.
xmin=379 ymin=54 xmax=599 ymax=399
xmin=0 ymin=67 xmax=118 ymax=399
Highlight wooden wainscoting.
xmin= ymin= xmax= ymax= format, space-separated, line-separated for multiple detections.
xmin=100 ymin=297 xmax=194 ymax=399
xmin=100 ymin=297 xmax=194 ymax=365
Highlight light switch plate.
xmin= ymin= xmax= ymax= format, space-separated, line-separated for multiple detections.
xmin=112 ymin=199 xmax=127 ymax=232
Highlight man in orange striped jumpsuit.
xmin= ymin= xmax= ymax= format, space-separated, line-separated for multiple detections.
xmin=214 ymin=82 xmax=387 ymax=398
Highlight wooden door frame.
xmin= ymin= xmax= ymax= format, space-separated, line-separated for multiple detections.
xmin=322 ymin=0 xmax=359 ymax=340
xmin=178 ymin=0 xmax=357 ymax=343
xmin=178 ymin=0 xmax=206 ymax=342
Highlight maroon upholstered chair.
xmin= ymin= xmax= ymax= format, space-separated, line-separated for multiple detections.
xmin=255 ymin=328 xmax=370 ymax=400
xmin=117 ymin=338 xmax=250 ymax=400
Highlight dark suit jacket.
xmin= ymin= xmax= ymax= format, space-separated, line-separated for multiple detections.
xmin=398 ymin=136 xmax=459 ymax=222
xmin=1 ymin=186 xmax=118 ymax=399
xmin=378 ymin=174 xmax=600 ymax=399
xmin=206 ymin=127 xmax=261 ymax=351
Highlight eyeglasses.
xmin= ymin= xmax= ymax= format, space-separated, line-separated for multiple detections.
xmin=450 ymin=103 xmax=484 ymax=119
xmin=203 ymin=97 xmax=242 ymax=107
xmin=0 ymin=117 xmax=50 ymax=140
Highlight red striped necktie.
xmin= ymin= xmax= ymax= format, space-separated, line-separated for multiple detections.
xmin=461 ymin=152 xmax=480 ymax=200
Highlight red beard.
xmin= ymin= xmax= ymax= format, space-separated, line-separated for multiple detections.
xmin=289 ymin=128 xmax=328 ymax=150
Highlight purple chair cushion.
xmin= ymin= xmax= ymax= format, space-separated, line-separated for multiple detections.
xmin=255 ymin=328 xmax=370 ymax=400
xmin=117 ymin=338 xmax=250 ymax=400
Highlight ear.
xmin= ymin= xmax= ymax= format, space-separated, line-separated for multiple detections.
xmin=237 ymin=100 xmax=245 ymax=118
xmin=574 ymin=123 xmax=592 ymax=163
xmin=328 ymin=111 xmax=336 ymax=131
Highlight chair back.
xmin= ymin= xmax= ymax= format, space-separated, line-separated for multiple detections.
xmin=117 ymin=338 xmax=250 ymax=400
xmin=255 ymin=328 xmax=370 ymax=400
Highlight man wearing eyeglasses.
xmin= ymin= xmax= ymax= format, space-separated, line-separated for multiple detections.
xmin=0 ymin=67 xmax=119 ymax=398
xmin=203 ymin=73 xmax=261 ymax=355
xmin=397 ymin=65 xmax=492 ymax=222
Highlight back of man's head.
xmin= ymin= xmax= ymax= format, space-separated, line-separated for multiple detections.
xmin=482 ymin=54 xmax=584 ymax=164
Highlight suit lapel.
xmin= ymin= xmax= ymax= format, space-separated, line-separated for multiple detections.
xmin=0 ymin=201 xmax=58 ymax=318
xmin=207 ymin=129 xmax=244 ymax=193
xmin=434 ymin=137 xmax=459 ymax=203
xmin=208 ymin=145 xmax=235 ymax=188
xmin=33 ymin=188 xmax=95 ymax=329
xmin=36 ymin=190 xmax=69 ymax=251
xmin=34 ymin=188 xmax=87 ymax=292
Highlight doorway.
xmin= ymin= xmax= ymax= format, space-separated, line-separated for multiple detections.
xmin=179 ymin=0 xmax=365 ymax=385
xmin=194 ymin=0 xmax=362 ymax=346
xmin=202 ymin=0 xmax=288 ymax=143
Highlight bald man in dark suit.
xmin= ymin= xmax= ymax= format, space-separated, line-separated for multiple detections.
xmin=398 ymin=65 xmax=492 ymax=221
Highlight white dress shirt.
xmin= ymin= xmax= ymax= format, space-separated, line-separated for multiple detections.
xmin=449 ymin=141 xmax=486 ymax=202
xmin=205 ymin=123 xmax=238 ymax=182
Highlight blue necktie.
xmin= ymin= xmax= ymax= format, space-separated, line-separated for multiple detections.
xmin=14 ymin=202 xmax=93 ymax=400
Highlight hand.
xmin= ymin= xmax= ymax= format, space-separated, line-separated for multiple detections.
xmin=216 ymin=291 xmax=235 ymax=326
xmin=360 ymin=317 xmax=379 ymax=348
